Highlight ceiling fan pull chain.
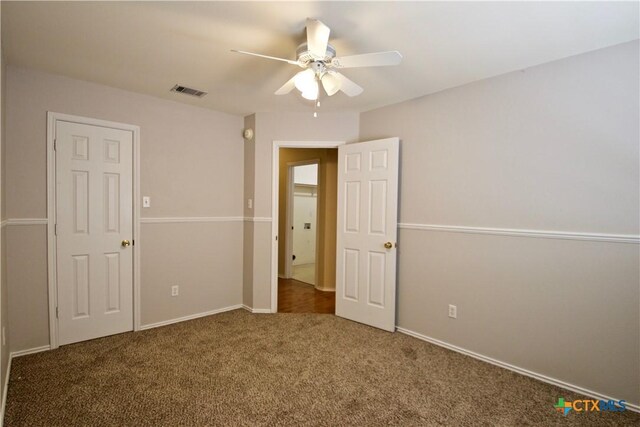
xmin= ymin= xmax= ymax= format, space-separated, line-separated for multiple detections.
xmin=314 ymin=78 xmax=321 ymax=118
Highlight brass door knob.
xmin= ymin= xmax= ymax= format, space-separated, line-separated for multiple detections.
xmin=384 ymin=242 xmax=393 ymax=249
xmin=121 ymin=240 xmax=131 ymax=247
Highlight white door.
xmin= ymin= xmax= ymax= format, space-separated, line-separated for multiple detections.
xmin=336 ymin=138 xmax=399 ymax=332
xmin=56 ymin=120 xmax=134 ymax=346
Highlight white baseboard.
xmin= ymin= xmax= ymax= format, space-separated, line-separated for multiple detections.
xmin=396 ymin=327 xmax=639 ymax=413
xmin=10 ymin=345 xmax=51 ymax=359
xmin=242 ymin=305 xmax=273 ymax=314
xmin=0 ymin=355 xmax=10 ymax=427
xmin=1 ymin=344 xmax=53 ymax=426
xmin=140 ymin=305 xmax=242 ymax=330
xmin=314 ymin=286 xmax=335 ymax=292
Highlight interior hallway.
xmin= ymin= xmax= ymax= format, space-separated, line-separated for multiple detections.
xmin=277 ymin=278 xmax=335 ymax=314
xmin=291 ymin=263 xmax=315 ymax=285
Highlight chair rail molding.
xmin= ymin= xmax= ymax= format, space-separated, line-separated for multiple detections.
xmin=398 ymin=223 xmax=639 ymax=244
xmin=141 ymin=216 xmax=245 ymax=224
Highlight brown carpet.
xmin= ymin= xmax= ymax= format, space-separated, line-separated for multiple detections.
xmin=5 ymin=310 xmax=638 ymax=426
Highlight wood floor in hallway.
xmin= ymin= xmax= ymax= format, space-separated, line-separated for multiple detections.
xmin=278 ymin=278 xmax=335 ymax=314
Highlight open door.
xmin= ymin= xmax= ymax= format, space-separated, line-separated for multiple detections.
xmin=336 ymin=138 xmax=399 ymax=331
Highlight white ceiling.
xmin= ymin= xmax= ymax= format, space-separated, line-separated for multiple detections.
xmin=2 ymin=1 xmax=638 ymax=116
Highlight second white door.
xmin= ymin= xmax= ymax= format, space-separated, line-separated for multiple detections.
xmin=336 ymin=138 xmax=399 ymax=332
xmin=56 ymin=120 xmax=134 ymax=346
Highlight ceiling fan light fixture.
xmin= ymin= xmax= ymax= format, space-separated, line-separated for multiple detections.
xmin=294 ymin=69 xmax=316 ymax=93
xmin=321 ymin=72 xmax=341 ymax=96
xmin=301 ymin=81 xmax=319 ymax=100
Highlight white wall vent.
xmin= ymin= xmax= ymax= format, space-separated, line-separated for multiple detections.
xmin=170 ymin=84 xmax=207 ymax=98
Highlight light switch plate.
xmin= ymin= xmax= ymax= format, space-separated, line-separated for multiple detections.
xmin=448 ymin=304 xmax=457 ymax=319
xmin=143 ymin=196 xmax=151 ymax=208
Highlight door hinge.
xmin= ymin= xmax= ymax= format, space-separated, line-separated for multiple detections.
xmin=53 ymin=139 xmax=57 ymax=151
xmin=56 ymin=306 xmax=59 ymax=318
xmin=275 ymin=235 xmax=278 ymax=241
xmin=132 ymin=240 xmax=135 ymax=246
xmin=54 ymin=224 xmax=57 ymax=235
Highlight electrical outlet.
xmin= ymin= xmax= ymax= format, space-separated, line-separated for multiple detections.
xmin=171 ymin=285 xmax=179 ymax=297
xmin=448 ymin=304 xmax=457 ymax=319
xmin=247 ymin=198 xmax=253 ymax=209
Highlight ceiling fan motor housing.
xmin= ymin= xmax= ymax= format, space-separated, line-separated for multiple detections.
xmin=296 ymin=42 xmax=336 ymax=64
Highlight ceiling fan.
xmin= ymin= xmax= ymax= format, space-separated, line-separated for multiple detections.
xmin=231 ymin=18 xmax=402 ymax=101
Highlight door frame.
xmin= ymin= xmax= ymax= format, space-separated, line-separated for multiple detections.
xmin=46 ymin=112 xmax=141 ymax=350
xmin=284 ymin=159 xmax=320 ymax=281
xmin=271 ymin=141 xmax=345 ymax=313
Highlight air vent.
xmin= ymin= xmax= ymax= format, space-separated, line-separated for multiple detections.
xmin=170 ymin=84 xmax=207 ymax=98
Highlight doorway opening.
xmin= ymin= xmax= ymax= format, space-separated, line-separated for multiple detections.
xmin=274 ymin=145 xmax=340 ymax=314
xmin=271 ymin=138 xmax=399 ymax=331
xmin=288 ymin=162 xmax=319 ymax=285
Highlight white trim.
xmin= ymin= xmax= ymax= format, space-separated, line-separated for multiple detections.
xmin=398 ymin=223 xmax=639 ymax=244
xmin=271 ymin=141 xmax=346 ymax=313
xmin=245 ymin=217 xmax=272 ymax=223
xmin=10 ymin=345 xmax=51 ymax=359
xmin=4 ymin=218 xmax=48 ymax=226
xmin=141 ymin=216 xmax=245 ymax=224
xmin=46 ymin=113 xmax=58 ymax=349
xmin=396 ymin=327 xmax=639 ymax=413
xmin=132 ymin=121 xmax=142 ymax=332
xmin=7 ymin=217 xmax=632 ymax=244
xmin=140 ymin=217 xmax=272 ymax=224
xmin=285 ymin=159 xmax=321 ymax=281
xmin=139 ymin=304 xmax=242 ymax=330
xmin=47 ymin=112 xmax=142 ymax=349
xmin=285 ymin=166 xmax=294 ymax=279
xmin=241 ymin=305 xmax=272 ymax=314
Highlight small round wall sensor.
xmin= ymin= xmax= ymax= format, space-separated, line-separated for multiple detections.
xmin=243 ymin=128 xmax=254 ymax=140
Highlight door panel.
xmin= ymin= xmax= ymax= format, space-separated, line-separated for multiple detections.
xmin=56 ymin=120 xmax=134 ymax=345
xmin=336 ymin=138 xmax=399 ymax=331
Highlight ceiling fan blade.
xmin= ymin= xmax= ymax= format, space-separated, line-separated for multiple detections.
xmin=275 ymin=75 xmax=297 ymax=95
xmin=335 ymin=72 xmax=363 ymax=97
xmin=306 ymin=18 xmax=330 ymax=59
xmin=321 ymin=72 xmax=341 ymax=96
xmin=231 ymin=49 xmax=300 ymax=66
xmin=331 ymin=51 xmax=402 ymax=68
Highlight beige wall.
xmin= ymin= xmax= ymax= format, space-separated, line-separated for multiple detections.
xmin=140 ymin=222 xmax=243 ymax=325
xmin=243 ymin=111 xmax=359 ymax=310
xmin=360 ymin=41 xmax=640 ymax=405
xmin=5 ymin=66 xmax=244 ymax=351
xmin=277 ymin=148 xmax=337 ymax=291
